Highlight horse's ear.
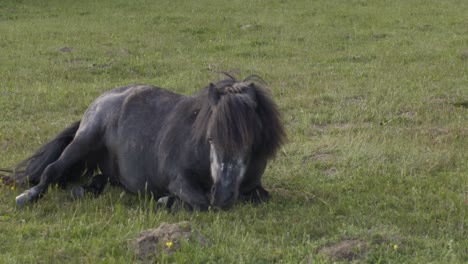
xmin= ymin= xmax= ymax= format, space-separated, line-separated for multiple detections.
xmin=245 ymin=83 xmax=257 ymax=108
xmin=208 ymin=83 xmax=220 ymax=106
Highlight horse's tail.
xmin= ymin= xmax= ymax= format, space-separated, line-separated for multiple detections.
xmin=2 ymin=121 xmax=88 ymax=187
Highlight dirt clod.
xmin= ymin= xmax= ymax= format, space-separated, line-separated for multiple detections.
xmin=131 ymin=221 xmax=206 ymax=260
xmin=318 ymin=239 xmax=367 ymax=261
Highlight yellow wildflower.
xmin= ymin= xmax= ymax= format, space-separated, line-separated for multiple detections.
xmin=165 ymin=241 xmax=173 ymax=248
xmin=393 ymin=244 xmax=399 ymax=250
xmin=10 ymin=185 xmax=15 ymax=191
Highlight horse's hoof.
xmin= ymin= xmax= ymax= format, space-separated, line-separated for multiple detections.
xmin=156 ymin=196 xmax=173 ymax=209
xmin=16 ymin=192 xmax=31 ymax=207
xmin=71 ymin=186 xmax=85 ymax=200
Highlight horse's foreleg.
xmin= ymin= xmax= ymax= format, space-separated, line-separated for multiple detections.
xmin=239 ymin=185 xmax=270 ymax=204
xmin=15 ymin=160 xmax=70 ymax=206
xmin=156 ymin=196 xmax=193 ymax=212
xmin=16 ymin=137 xmax=96 ymax=206
xmin=238 ymin=158 xmax=269 ymax=204
xmin=168 ymin=175 xmax=210 ymax=211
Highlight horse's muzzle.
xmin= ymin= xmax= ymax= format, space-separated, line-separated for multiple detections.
xmin=210 ymin=186 xmax=236 ymax=209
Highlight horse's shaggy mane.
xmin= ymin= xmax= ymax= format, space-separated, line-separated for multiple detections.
xmin=193 ymin=74 xmax=285 ymax=158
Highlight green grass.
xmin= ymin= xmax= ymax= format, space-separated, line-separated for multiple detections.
xmin=1 ymin=0 xmax=467 ymax=263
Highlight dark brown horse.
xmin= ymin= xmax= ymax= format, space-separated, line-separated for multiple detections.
xmin=9 ymin=75 xmax=285 ymax=210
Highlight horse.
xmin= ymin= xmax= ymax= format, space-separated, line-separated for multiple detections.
xmin=8 ymin=74 xmax=285 ymax=210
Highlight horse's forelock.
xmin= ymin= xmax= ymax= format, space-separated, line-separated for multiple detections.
xmin=192 ymin=76 xmax=285 ymax=158
xmin=208 ymin=93 xmax=259 ymax=155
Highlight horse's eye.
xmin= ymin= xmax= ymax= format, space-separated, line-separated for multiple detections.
xmin=208 ymin=137 xmax=213 ymax=143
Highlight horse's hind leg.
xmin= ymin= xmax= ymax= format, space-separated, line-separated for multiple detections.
xmin=71 ymin=173 xmax=109 ymax=199
xmin=16 ymin=132 xmax=101 ymax=206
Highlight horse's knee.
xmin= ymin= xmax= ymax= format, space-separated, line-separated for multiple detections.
xmin=39 ymin=163 xmax=61 ymax=184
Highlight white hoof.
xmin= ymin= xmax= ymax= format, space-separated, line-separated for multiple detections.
xmin=15 ymin=192 xmax=31 ymax=207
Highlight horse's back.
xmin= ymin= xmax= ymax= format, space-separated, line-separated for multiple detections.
xmin=80 ymin=84 xmax=182 ymax=129
xmin=80 ymin=84 xmax=184 ymax=195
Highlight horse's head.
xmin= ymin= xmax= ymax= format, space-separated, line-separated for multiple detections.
xmin=205 ymin=82 xmax=259 ymax=209
xmin=193 ymin=75 xmax=285 ymax=209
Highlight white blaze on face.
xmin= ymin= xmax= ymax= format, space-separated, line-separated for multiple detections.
xmin=210 ymin=144 xmax=247 ymax=185
xmin=238 ymin=160 xmax=247 ymax=181
xmin=210 ymin=144 xmax=221 ymax=183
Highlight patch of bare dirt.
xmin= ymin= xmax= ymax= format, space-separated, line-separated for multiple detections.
xmin=105 ymin=49 xmax=131 ymax=57
xmin=453 ymin=101 xmax=468 ymax=109
xmin=58 ymin=47 xmax=73 ymax=53
xmin=460 ymin=50 xmax=468 ymax=60
xmin=303 ymin=151 xmax=334 ymax=164
xmin=398 ymin=110 xmax=417 ymax=119
xmin=322 ymin=167 xmax=338 ymax=176
xmin=318 ymin=239 xmax=367 ymax=261
xmin=66 ymin=58 xmax=88 ymax=64
xmin=314 ymin=153 xmax=334 ymax=162
xmin=428 ymin=127 xmax=450 ymax=137
xmin=131 ymin=221 xmax=206 ymax=261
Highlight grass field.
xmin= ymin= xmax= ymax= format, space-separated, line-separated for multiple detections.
xmin=0 ymin=0 xmax=467 ymax=263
